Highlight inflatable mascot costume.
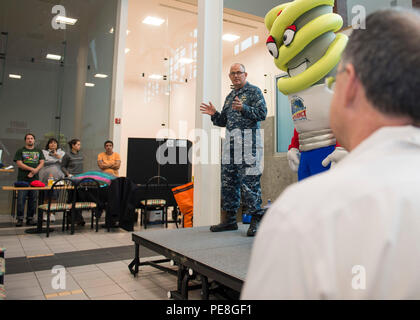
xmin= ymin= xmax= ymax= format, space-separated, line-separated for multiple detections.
xmin=265 ymin=0 xmax=349 ymax=180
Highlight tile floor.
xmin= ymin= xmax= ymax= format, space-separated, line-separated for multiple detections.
xmin=0 ymin=212 xmax=203 ymax=300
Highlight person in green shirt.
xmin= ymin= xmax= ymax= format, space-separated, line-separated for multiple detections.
xmin=13 ymin=133 xmax=45 ymax=227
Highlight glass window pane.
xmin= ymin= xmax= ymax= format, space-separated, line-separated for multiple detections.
xmin=276 ymin=77 xmax=294 ymax=153
xmin=0 ymin=0 xmax=117 ymax=212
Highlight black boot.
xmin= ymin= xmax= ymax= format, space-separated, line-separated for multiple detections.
xmin=210 ymin=211 xmax=238 ymax=232
xmin=247 ymin=215 xmax=262 ymax=237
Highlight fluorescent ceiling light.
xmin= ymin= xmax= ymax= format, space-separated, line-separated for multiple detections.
xmin=56 ymin=16 xmax=78 ymax=25
xmin=125 ymin=48 xmax=130 ymax=54
xmin=241 ymin=37 xmax=252 ymax=51
xmin=85 ymin=83 xmax=95 ymax=87
xmin=223 ymin=34 xmax=240 ymax=42
xmin=9 ymin=74 xmax=22 ymax=79
xmin=109 ymin=28 xmax=129 ymax=35
xmin=143 ymin=16 xmax=165 ymax=26
xmin=46 ymin=54 xmax=62 ymax=61
xmin=148 ymin=74 xmax=163 ymax=80
xmin=179 ymin=58 xmax=194 ymax=64
xmin=94 ymin=74 xmax=108 ymax=78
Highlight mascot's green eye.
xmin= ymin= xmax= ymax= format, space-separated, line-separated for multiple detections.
xmin=266 ymin=35 xmax=279 ymax=59
xmin=283 ymin=25 xmax=297 ymax=46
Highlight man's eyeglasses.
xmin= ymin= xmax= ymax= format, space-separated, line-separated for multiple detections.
xmin=230 ymin=71 xmax=245 ymax=77
xmin=325 ymin=76 xmax=336 ymax=94
xmin=324 ymin=68 xmax=346 ymax=94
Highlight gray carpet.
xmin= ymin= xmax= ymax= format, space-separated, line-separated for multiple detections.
xmin=132 ymin=224 xmax=254 ymax=281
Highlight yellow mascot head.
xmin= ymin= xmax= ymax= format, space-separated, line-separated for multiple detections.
xmin=265 ymin=0 xmax=348 ymax=95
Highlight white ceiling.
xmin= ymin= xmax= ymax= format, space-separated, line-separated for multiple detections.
xmin=124 ymin=0 xmax=268 ymax=83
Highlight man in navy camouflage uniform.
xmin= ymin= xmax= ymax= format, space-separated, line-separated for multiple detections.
xmin=200 ymin=63 xmax=267 ymax=237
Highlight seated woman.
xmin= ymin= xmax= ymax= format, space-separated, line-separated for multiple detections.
xmin=39 ymin=138 xmax=65 ymax=222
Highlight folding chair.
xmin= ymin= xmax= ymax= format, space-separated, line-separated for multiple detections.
xmin=37 ymin=178 xmax=75 ymax=238
xmin=140 ymin=176 xmax=172 ymax=229
xmin=72 ymin=178 xmax=101 ymax=234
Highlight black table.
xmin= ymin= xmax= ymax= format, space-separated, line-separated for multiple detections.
xmin=2 ymin=186 xmax=56 ymax=234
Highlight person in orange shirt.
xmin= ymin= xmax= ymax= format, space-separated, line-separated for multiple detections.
xmin=97 ymin=140 xmax=121 ymax=177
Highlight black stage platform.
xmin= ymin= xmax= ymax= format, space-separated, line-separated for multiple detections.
xmin=128 ymin=224 xmax=253 ymax=300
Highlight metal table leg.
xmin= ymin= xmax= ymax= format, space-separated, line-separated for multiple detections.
xmin=181 ymin=272 xmax=190 ymax=300
xmin=128 ymin=242 xmax=140 ymax=276
xmin=169 ymin=265 xmax=187 ymax=300
xmin=25 ymin=190 xmax=54 ymax=234
xmin=11 ymin=190 xmax=16 ymax=218
xmin=201 ymin=275 xmax=209 ymax=300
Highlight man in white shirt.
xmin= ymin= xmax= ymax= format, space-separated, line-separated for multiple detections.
xmin=242 ymin=7 xmax=420 ymax=299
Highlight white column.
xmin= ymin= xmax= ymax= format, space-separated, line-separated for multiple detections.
xmin=73 ymin=24 xmax=88 ymax=139
xmin=109 ymin=0 xmax=128 ymax=155
xmin=193 ymin=0 xmax=223 ymax=227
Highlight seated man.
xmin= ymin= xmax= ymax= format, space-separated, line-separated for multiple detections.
xmin=97 ymin=140 xmax=121 ymax=177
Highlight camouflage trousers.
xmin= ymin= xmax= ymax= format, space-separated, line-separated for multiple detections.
xmin=221 ymin=163 xmax=263 ymax=216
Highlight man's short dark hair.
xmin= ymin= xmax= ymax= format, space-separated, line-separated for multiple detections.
xmin=342 ymin=8 xmax=420 ymax=121
xmin=24 ymin=133 xmax=35 ymax=140
xmin=104 ymin=140 xmax=113 ymax=147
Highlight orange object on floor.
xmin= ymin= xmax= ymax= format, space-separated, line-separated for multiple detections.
xmin=172 ymin=182 xmax=193 ymax=228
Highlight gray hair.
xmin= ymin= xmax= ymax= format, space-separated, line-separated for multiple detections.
xmin=231 ymin=63 xmax=246 ymax=73
xmin=342 ymin=7 xmax=420 ymax=121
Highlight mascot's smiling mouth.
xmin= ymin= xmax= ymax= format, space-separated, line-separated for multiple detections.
xmin=288 ymin=59 xmax=310 ymax=77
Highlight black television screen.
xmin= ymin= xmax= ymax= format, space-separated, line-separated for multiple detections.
xmin=127 ymin=138 xmax=192 ymax=185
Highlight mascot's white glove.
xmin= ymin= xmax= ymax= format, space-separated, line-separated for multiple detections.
xmin=287 ymin=148 xmax=300 ymax=172
xmin=322 ymin=147 xmax=348 ymax=168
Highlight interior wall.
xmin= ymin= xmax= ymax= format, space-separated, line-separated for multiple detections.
xmin=261 ymin=116 xmax=298 ymax=205
xmin=119 ymin=80 xmax=171 ymax=176
xmin=120 ymin=37 xmax=281 ymax=176
xmin=118 ymin=0 xmax=299 ymax=202
xmin=169 ymin=81 xmax=197 ymax=139
xmin=119 ymin=2 xmax=297 ymax=200
xmin=119 ymin=79 xmax=198 ymax=177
